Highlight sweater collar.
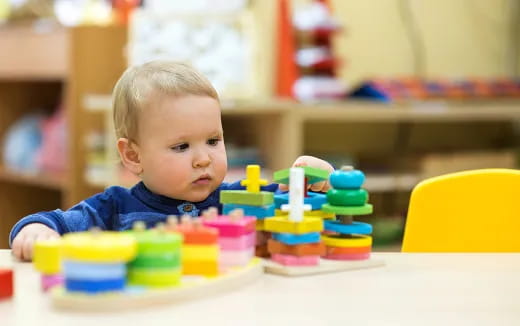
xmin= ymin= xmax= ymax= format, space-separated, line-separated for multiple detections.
xmin=131 ymin=181 xmax=220 ymax=214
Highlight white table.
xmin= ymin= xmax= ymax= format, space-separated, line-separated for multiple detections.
xmin=1 ymin=250 xmax=519 ymax=326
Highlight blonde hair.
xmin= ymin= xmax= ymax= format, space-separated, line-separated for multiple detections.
xmin=112 ymin=60 xmax=219 ymax=141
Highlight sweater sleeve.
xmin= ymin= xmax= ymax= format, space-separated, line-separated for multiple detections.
xmin=9 ymin=189 xmax=116 ymax=247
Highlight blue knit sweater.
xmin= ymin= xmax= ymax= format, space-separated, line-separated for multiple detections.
xmin=9 ymin=181 xmax=279 ymax=246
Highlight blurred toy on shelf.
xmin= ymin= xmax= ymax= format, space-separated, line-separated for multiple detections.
xmin=2 ymin=113 xmax=44 ymax=173
xmin=277 ymin=0 xmax=347 ymax=101
xmin=349 ymin=77 xmax=520 ymax=102
xmin=36 ymin=107 xmax=67 ymax=175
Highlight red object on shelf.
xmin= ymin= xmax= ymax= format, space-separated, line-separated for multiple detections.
xmin=310 ymin=57 xmax=340 ymax=71
xmin=113 ymin=0 xmax=140 ymax=25
xmin=0 ymin=269 xmax=13 ymax=300
xmin=275 ymin=0 xmax=299 ymax=98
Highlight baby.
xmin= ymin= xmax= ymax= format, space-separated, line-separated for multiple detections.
xmin=10 ymin=61 xmax=334 ymax=260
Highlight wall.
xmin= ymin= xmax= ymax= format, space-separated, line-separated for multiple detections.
xmin=331 ymin=0 xmax=520 ymax=85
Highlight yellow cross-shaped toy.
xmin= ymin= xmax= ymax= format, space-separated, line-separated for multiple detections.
xmin=240 ymin=165 xmax=268 ymax=193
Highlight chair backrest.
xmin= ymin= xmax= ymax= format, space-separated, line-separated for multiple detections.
xmin=402 ymin=169 xmax=520 ymax=252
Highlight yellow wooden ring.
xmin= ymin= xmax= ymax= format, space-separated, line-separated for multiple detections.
xmin=275 ymin=209 xmax=335 ymax=219
xmin=62 ymin=231 xmax=137 ymax=263
xmin=322 ymin=234 xmax=372 ymax=248
xmin=33 ymin=238 xmax=62 ymax=274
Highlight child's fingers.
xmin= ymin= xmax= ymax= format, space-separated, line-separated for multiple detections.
xmin=309 ymin=181 xmax=326 ymax=192
xmin=22 ymin=236 xmax=35 ymax=261
xmin=278 ymin=184 xmax=289 ymax=192
xmin=293 ymin=160 xmax=308 ymax=167
xmin=11 ymin=235 xmax=25 ymax=260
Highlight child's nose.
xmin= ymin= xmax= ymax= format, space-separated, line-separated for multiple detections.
xmin=193 ymin=151 xmax=211 ymax=168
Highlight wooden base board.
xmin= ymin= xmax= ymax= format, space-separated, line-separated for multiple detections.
xmin=263 ymin=257 xmax=385 ymax=276
xmin=52 ymin=258 xmax=263 ymax=311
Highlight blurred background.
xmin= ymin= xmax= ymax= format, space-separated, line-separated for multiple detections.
xmin=0 ymin=0 xmax=518 ymax=250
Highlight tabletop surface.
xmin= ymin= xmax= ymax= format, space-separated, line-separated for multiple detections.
xmin=0 ymin=250 xmax=519 ymax=326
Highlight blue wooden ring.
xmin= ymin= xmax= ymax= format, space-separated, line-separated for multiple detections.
xmin=65 ymin=278 xmax=126 ymax=293
xmin=223 ymin=203 xmax=275 ymax=219
xmin=272 ymin=232 xmax=321 ymax=245
xmin=324 ymin=221 xmax=373 ymax=235
xmin=63 ymin=261 xmax=126 ymax=280
xmin=274 ymin=192 xmax=327 ymax=210
xmin=329 ymin=170 xmax=365 ymax=189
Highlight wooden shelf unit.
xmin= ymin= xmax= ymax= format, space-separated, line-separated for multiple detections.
xmin=0 ymin=24 xmax=127 ymax=248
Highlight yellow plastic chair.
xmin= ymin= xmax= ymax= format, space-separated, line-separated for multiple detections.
xmin=402 ymin=169 xmax=520 ymax=252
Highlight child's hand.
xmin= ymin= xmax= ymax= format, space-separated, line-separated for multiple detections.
xmin=278 ymin=155 xmax=334 ymax=193
xmin=11 ymin=223 xmax=60 ymax=261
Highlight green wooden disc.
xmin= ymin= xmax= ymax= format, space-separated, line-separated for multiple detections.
xmin=273 ymin=166 xmax=330 ymax=185
xmin=321 ymin=203 xmax=373 ymax=215
xmin=128 ymin=252 xmax=181 ymax=269
xmin=127 ymin=268 xmax=181 ymax=287
xmin=326 ymin=188 xmax=368 ymax=206
xmin=127 ymin=230 xmax=182 ymax=255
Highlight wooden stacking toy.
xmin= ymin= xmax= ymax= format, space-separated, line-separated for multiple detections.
xmin=166 ymin=215 xmax=219 ymax=276
xmin=265 ymin=167 xmax=325 ymax=266
xmin=43 ymin=223 xmax=262 ymax=311
xmin=127 ymin=222 xmax=183 ymax=286
xmin=202 ymin=207 xmax=256 ymax=269
xmin=321 ymin=166 xmax=373 ymax=260
xmin=274 ymin=166 xmax=333 ymax=220
xmin=60 ymin=228 xmax=137 ymax=294
xmin=33 ymin=238 xmax=64 ymax=291
xmin=220 ymin=165 xmax=274 ymax=257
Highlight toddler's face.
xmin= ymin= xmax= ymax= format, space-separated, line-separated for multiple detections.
xmin=136 ymin=95 xmax=227 ymax=202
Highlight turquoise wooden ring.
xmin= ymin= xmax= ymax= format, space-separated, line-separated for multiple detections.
xmin=329 ymin=170 xmax=365 ymax=189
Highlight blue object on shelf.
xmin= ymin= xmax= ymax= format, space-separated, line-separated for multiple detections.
xmin=348 ymin=83 xmax=392 ymax=102
xmin=3 ymin=114 xmax=44 ymax=173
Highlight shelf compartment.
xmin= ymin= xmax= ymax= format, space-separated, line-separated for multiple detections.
xmin=0 ymin=24 xmax=68 ymax=80
xmin=0 ymin=165 xmax=65 ymax=191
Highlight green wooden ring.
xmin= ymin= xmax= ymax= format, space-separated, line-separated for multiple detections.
xmin=128 ymin=252 xmax=181 ymax=269
xmin=321 ymin=203 xmax=373 ymax=215
xmin=326 ymin=189 xmax=368 ymax=206
xmin=127 ymin=268 xmax=181 ymax=287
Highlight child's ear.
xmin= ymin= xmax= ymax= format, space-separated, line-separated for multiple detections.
xmin=117 ymin=138 xmax=143 ymax=175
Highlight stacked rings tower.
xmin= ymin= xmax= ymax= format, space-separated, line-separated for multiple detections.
xmin=127 ymin=222 xmax=183 ymax=287
xmin=220 ymin=165 xmax=274 ymax=258
xmin=33 ymin=239 xmax=64 ymax=291
xmin=60 ymin=229 xmax=137 ymax=294
xmin=265 ymin=167 xmax=325 ymax=266
xmin=321 ymin=166 xmax=374 ymax=260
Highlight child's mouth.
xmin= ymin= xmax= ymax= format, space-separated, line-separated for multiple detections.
xmin=193 ymin=174 xmax=212 ymax=185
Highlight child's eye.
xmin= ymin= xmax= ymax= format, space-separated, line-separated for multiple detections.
xmin=171 ymin=143 xmax=189 ymax=152
xmin=207 ymin=138 xmax=221 ymax=146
